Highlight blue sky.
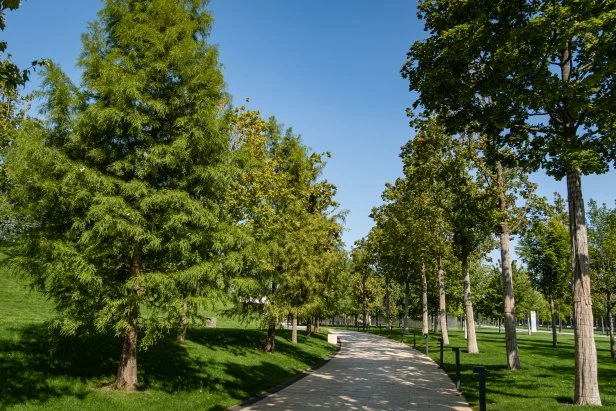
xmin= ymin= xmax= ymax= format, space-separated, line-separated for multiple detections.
xmin=4 ymin=0 xmax=615 ymax=251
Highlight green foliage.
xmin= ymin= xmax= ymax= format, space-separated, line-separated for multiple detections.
xmin=5 ymin=0 xmax=230 ymax=351
xmin=226 ymin=109 xmax=346 ymax=341
xmin=518 ymin=195 xmax=571 ymax=304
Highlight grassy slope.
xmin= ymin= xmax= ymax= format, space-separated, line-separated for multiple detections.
xmin=0 ymin=266 xmax=335 ymax=410
xmin=362 ymin=325 xmax=616 ymax=410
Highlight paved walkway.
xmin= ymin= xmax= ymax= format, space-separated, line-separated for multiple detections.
xmin=239 ymin=329 xmax=472 ymax=410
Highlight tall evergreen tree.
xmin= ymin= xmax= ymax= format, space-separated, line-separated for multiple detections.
xmin=5 ymin=0 xmax=229 ymax=391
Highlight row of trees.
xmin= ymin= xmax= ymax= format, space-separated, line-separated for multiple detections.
xmin=355 ymin=0 xmax=614 ymax=406
xmin=1 ymin=0 xmax=346 ymax=391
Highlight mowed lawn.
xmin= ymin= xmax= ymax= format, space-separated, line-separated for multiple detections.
xmin=0 ymin=265 xmax=335 ymax=410
xmin=393 ymin=325 xmax=616 ymax=410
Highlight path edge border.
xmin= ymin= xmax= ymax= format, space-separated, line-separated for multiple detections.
xmin=227 ymin=334 xmax=342 ymax=410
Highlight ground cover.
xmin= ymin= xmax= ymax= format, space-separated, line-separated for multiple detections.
xmin=0 ymin=266 xmax=335 ymax=410
xmin=341 ymin=324 xmax=616 ymax=410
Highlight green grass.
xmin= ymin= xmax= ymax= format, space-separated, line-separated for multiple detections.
xmin=0 ymin=266 xmax=335 ymax=410
xmin=354 ymin=324 xmax=616 ymax=410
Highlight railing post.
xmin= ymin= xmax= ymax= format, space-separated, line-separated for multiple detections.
xmin=473 ymin=366 xmax=486 ymax=411
xmin=452 ymin=347 xmax=461 ymax=390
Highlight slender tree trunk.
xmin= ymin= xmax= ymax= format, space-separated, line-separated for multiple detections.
xmin=177 ymin=296 xmax=188 ymax=343
xmin=462 ymin=255 xmax=478 ymax=353
xmin=567 ymin=168 xmax=601 ymax=405
xmin=265 ymin=317 xmax=277 ymax=352
xmin=306 ymin=317 xmax=312 ymax=336
xmin=403 ymin=280 xmax=410 ymax=333
xmin=496 ymin=160 xmax=521 ymax=370
xmin=607 ymin=292 xmax=615 ymax=359
xmin=421 ymin=262 xmax=429 ymax=336
xmin=385 ymin=285 xmax=392 ymax=331
xmin=438 ymin=256 xmax=449 ymax=345
xmin=433 ymin=312 xmax=439 ymax=334
xmin=291 ymin=313 xmax=298 ymax=344
xmin=527 ymin=312 xmax=531 ymax=335
xmin=314 ymin=317 xmax=320 ymax=334
xmin=550 ymin=296 xmax=558 ymax=348
xmin=114 ymin=241 xmax=141 ymax=391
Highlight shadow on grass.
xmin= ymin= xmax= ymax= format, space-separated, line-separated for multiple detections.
xmin=0 ymin=323 xmax=118 ymax=407
xmin=0 ymin=324 xmax=329 ymax=409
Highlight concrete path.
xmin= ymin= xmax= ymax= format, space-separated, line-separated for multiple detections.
xmin=239 ymin=329 xmax=472 ymax=410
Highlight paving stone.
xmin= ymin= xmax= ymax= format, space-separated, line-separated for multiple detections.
xmin=238 ymin=329 xmax=472 ymax=411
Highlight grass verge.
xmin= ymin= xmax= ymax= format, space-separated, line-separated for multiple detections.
xmin=348 ymin=324 xmax=616 ymax=410
xmin=1 ymin=266 xmax=335 ymax=410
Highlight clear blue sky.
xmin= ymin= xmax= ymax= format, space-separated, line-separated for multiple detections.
xmin=4 ymin=0 xmax=615 ymax=251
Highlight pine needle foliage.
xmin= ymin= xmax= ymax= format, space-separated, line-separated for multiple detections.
xmin=5 ymin=0 xmax=230 ymax=390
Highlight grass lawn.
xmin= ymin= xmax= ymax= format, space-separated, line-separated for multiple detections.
xmin=354 ymin=324 xmax=616 ymax=410
xmin=0 ymin=266 xmax=335 ymax=410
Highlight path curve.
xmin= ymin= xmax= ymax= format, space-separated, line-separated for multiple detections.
xmin=239 ymin=329 xmax=472 ymax=410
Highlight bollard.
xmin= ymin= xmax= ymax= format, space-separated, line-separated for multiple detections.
xmin=424 ymin=333 xmax=429 ymax=355
xmin=473 ymin=366 xmax=486 ymax=411
xmin=452 ymin=347 xmax=461 ymax=390
xmin=439 ymin=338 xmax=444 ymax=368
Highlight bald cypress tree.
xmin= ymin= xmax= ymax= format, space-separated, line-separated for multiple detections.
xmin=6 ymin=0 xmax=229 ymax=391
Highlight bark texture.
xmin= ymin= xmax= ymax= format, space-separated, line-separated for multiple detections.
xmin=177 ymin=296 xmax=188 ymax=343
xmin=291 ymin=313 xmax=298 ymax=344
xmin=438 ymin=256 xmax=449 ymax=345
xmin=496 ymin=161 xmax=521 ymax=370
xmin=114 ymin=241 xmax=141 ymax=391
xmin=608 ymin=293 xmax=615 ymax=359
xmin=550 ymin=297 xmax=558 ymax=348
xmin=421 ymin=262 xmax=429 ymax=336
xmin=462 ymin=256 xmax=478 ymax=353
xmin=265 ymin=317 xmax=277 ymax=352
xmin=403 ymin=281 xmax=410 ymax=333
xmin=567 ymin=169 xmax=601 ymax=405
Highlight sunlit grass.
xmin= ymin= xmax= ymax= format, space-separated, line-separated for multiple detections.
xmin=0 ymin=262 xmax=335 ymax=410
xmin=349 ymin=324 xmax=616 ymax=410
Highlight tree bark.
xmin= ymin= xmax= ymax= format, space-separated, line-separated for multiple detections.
xmin=114 ymin=240 xmax=141 ymax=391
xmin=305 ymin=317 xmax=312 ymax=336
xmin=314 ymin=317 xmax=320 ymax=334
xmin=462 ymin=255 xmax=478 ymax=353
xmin=607 ymin=292 xmax=615 ymax=359
xmin=549 ymin=296 xmax=558 ymax=348
xmin=496 ymin=160 xmax=521 ymax=370
xmin=265 ymin=317 xmax=277 ymax=352
xmin=438 ymin=256 xmax=449 ymax=345
xmin=567 ymin=168 xmax=601 ymax=405
xmin=403 ymin=280 xmax=410 ymax=333
xmin=422 ymin=262 xmax=429 ymax=336
xmin=177 ymin=296 xmax=188 ymax=343
xmin=291 ymin=313 xmax=298 ymax=344
xmin=385 ymin=285 xmax=392 ymax=331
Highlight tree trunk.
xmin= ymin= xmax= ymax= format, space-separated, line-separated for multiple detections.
xmin=177 ymin=296 xmax=188 ymax=343
xmin=527 ymin=312 xmax=531 ymax=335
xmin=438 ymin=256 xmax=449 ymax=345
xmin=306 ymin=317 xmax=312 ymax=336
xmin=385 ymin=286 xmax=392 ymax=331
xmin=462 ymin=255 xmax=478 ymax=353
xmin=567 ymin=168 xmax=601 ymax=405
xmin=114 ymin=241 xmax=141 ymax=391
xmin=265 ymin=317 xmax=277 ymax=352
xmin=550 ymin=296 xmax=558 ymax=348
xmin=291 ymin=313 xmax=298 ymax=344
xmin=607 ymin=292 xmax=615 ymax=359
xmin=314 ymin=317 xmax=320 ymax=334
xmin=422 ymin=262 xmax=429 ymax=336
xmin=403 ymin=280 xmax=410 ymax=333
xmin=496 ymin=160 xmax=521 ymax=370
